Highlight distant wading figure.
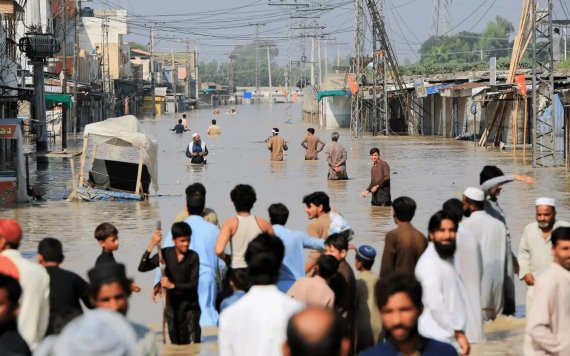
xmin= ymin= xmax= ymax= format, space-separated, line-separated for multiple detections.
xmin=186 ymin=133 xmax=208 ymax=164
xmin=268 ymin=128 xmax=288 ymax=161
xmin=301 ymin=128 xmax=325 ymax=160
xmin=325 ymin=132 xmax=348 ymax=180
xmin=360 ymin=147 xmax=391 ymax=206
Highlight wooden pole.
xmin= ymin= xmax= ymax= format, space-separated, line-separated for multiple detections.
xmin=135 ymin=149 xmax=144 ymax=196
xmin=78 ymin=136 xmax=89 ymax=187
xmin=513 ymin=96 xmax=519 ymax=154
xmin=523 ymin=96 xmax=528 ymax=158
xmin=68 ymin=156 xmax=77 ymax=201
xmin=90 ymin=145 xmax=97 ymax=168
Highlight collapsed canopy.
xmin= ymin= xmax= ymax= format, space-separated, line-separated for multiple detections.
xmin=83 ymin=115 xmax=159 ymax=192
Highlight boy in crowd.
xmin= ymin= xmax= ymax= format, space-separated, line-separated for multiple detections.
xmin=287 ymin=254 xmax=338 ymax=308
xmin=354 ymin=245 xmax=381 ymax=352
xmin=37 ymin=238 xmax=93 ymax=335
xmin=94 ymin=222 xmax=120 ymax=266
xmin=138 ymin=222 xmax=201 ymax=344
xmin=0 ymin=274 xmax=31 ymax=355
xmin=94 ymin=222 xmax=141 ymax=292
xmin=325 ymin=233 xmax=356 ymax=320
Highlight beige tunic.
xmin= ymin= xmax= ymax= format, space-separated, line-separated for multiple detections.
xmin=301 ymin=134 xmax=325 ymax=160
xmin=207 ymin=124 xmax=221 ymax=135
xmin=325 ymin=141 xmax=348 ymax=180
xmin=267 ymin=135 xmax=288 ymax=161
xmin=355 ymin=271 xmax=382 ymax=352
xmin=524 ymin=263 xmax=570 ymax=356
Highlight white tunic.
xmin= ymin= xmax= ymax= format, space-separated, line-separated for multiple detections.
xmin=415 ymin=243 xmax=467 ymax=350
xmin=455 ymin=224 xmax=485 ymax=343
xmin=462 ymin=210 xmax=507 ymax=321
xmin=219 ymin=285 xmax=304 ymax=356
xmin=524 ymin=263 xmax=570 ymax=355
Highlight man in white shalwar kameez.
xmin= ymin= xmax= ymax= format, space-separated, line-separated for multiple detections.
xmin=461 ymin=187 xmax=507 ymax=321
xmin=524 ymin=226 xmax=570 ymax=356
xmin=443 ymin=198 xmax=485 ymax=344
xmin=518 ymin=198 xmax=569 ymax=312
xmin=415 ymin=210 xmax=470 ymax=355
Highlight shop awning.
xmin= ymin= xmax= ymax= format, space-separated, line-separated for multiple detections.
xmin=317 ymin=89 xmax=349 ymax=101
xmin=45 ymin=93 xmax=73 ymax=108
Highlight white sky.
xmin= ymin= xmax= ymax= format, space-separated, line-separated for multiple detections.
xmin=86 ymin=0 xmax=569 ymax=64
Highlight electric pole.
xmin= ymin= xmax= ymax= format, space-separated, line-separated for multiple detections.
xmin=266 ymin=46 xmax=272 ymax=91
xmin=73 ymin=0 xmax=81 ymax=136
xmin=171 ymin=49 xmax=177 ymax=113
xmin=61 ymin=0 xmax=67 ymax=148
xmin=149 ymin=25 xmax=155 ymax=116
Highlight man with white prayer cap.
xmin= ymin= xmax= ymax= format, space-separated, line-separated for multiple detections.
xmin=518 ymin=197 xmax=570 ymax=312
xmin=461 ymin=187 xmax=508 ymax=321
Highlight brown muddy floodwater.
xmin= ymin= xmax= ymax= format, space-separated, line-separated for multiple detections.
xmin=2 ymin=102 xmax=570 ymax=354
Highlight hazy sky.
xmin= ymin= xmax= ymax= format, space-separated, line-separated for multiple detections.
xmin=88 ymin=0 xmax=568 ymax=64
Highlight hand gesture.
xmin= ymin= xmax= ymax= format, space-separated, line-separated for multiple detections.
xmin=361 ymin=190 xmax=369 ymax=198
xmin=130 ymin=282 xmax=142 ymax=293
xmin=161 ymin=277 xmax=175 ymax=290
xmin=523 ymin=273 xmax=535 ymax=286
xmin=370 ymin=185 xmax=379 ymax=193
xmin=151 ymin=230 xmax=162 ymax=246
xmin=151 ymin=284 xmax=161 ymax=303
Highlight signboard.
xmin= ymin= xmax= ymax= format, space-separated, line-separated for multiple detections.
xmin=0 ymin=124 xmax=17 ymax=139
xmin=515 ymin=74 xmax=527 ymax=96
xmin=414 ymin=79 xmax=427 ymax=98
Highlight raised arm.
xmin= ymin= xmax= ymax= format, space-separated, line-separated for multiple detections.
xmin=216 ymin=218 xmax=236 ymax=260
xmin=138 ymin=230 xmax=162 ymax=272
xmin=256 ymin=216 xmax=275 ymax=236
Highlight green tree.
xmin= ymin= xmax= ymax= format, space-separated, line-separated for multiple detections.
xmin=128 ymin=41 xmax=147 ymax=51
xmin=476 ymin=16 xmax=514 ymax=59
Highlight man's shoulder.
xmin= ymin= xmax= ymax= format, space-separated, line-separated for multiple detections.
xmin=360 ymin=341 xmax=398 ymax=355
xmin=423 ymin=337 xmax=458 ymax=354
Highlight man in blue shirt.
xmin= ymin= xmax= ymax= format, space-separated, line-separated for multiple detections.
xmin=186 ymin=133 xmax=208 ymax=164
xmin=361 ymin=272 xmax=458 ymax=356
xmin=171 ymin=119 xmax=189 ymax=134
xmin=268 ymin=203 xmax=324 ymax=293
xmin=159 ymin=193 xmax=225 ymax=327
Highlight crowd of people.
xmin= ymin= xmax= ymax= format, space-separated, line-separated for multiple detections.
xmin=0 ymin=161 xmax=569 ymax=356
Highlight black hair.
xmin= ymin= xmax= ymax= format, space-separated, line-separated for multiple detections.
xmin=286 ymin=308 xmax=346 ymax=356
xmin=554 ymin=27 xmax=560 ymax=34
xmin=268 ymin=203 xmax=289 ymax=225
xmin=94 ymin=223 xmax=118 ymax=241
xmin=355 ymin=255 xmax=374 ymax=270
xmin=331 ymin=132 xmax=339 ymax=141
xmin=38 ymin=237 xmax=64 ymax=263
xmin=0 ymin=273 xmax=22 ymax=306
xmin=307 ymin=128 xmax=315 ymax=134
xmin=185 ymin=182 xmax=207 ymax=197
xmin=551 ymin=227 xmax=570 ymax=247
xmin=392 ymin=196 xmax=416 ymax=222
xmin=245 ymin=233 xmax=284 ymax=285
xmin=178 ymin=119 xmax=182 ymax=124
xmin=302 ymin=191 xmax=331 ymax=213
xmin=369 ymin=147 xmax=380 ymax=155
xmin=212 ymin=119 xmax=217 ymax=124
xmin=375 ymin=272 xmax=423 ymax=310
xmin=182 ymin=114 xmax=187 ymax=118
xmin=427 ymin=210 xmax=458 ymax=234
xmin=324 ymin=233 xmax=348 ymax=252
xmin=171 ymin=222 xmax=192 ymax=240
xmin=88 ymin=275 xmax=132 ymax=300
xmin=479 ymin=165 xmax=504 ymax=185
xmin=186 ymin=192 xmax=206 ymax=216
xmin=50 ymin=308 xmax=82 ymax=335
xmin=442 ymin=198 xmax=464 ymax=222
xmin=228 ymin=268 xmax=250 ymax=291
xmin=230 ymin=184 xmax=257 ymax=213
xmin=317 ymin=255 xmax=339 ymax=279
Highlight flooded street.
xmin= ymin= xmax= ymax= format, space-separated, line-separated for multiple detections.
xmin=3 ymin=102 xmax=570 ymax=354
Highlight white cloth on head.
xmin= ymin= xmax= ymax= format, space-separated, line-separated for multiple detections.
xmin=462 ymin=210 xmax=507 ymax=321
xmin=192 ymin=132 xmax=199 ymax=138
xmin=535 ymin=197 xmax=555 ymax=207
xmin=51 ymin=309 xmax=137 ymax=356
xmin=0 ymin=249 xmax=50 ymax=351
xmin=415 ymin=243 xmax=468 ymax=351
xmin=463 ymin=187 xmax=485 ymax=202
xmin=219 ymin=285 xmax=303 ymax=356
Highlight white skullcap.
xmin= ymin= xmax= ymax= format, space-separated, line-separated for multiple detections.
xmin=192 ymin=132 xmax=199 ymax=138
xmin=535 ymin=197 xmax=555 ymax=207
xmin=272 ymin=128 xmax=279 ymax=134
xmin=463 ymin=187 xmax=485 ymax=202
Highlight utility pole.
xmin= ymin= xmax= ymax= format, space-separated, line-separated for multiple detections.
xmin=171 ymin=49 xmax=177 ymax=113
xmin=317 ymin=36 xmax=322 ymax=87
xmin=73 ymin=0 xmax=81 ymax=136
xmin=61 ymin=0 xmax=67 ymax=149
xmin=323 ymin=38 xmax=328 ymax=81
xmin=185 ymin=39 xmax=190 ymax=100
xmin=266 ymin=46 xmax=272 ymax=91
xmin=229 ymin=54 xmax=237 ymax=95
xmin=255 ymin=24 xmax=260 ymax=92
xmin=310 ymin=36 xmax=315 ymax=86
xmin=350 ymin=0 xmax=364 ymax=138
xmin=194 ymin=46 xmax=199 ymax=104
xmin=149 ymin=26 xmax=155 ymax=117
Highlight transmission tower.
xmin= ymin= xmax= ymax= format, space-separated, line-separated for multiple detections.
xmin=101 ymin=15 xmax=113 ymax=115
xmin=350 ymin=0 xmax=364 ymax=138
xmin=371 ymin=0 xmax=387 ymax=136
xmin=531 ymin=0 xmax=557 ymax=167
xmin=429 ymin=0 xmax=452 ymax=37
